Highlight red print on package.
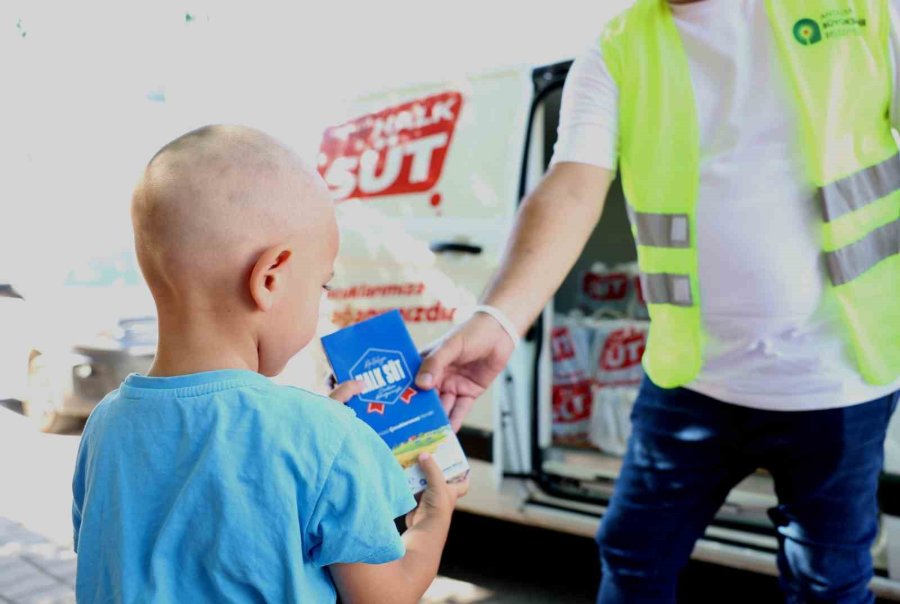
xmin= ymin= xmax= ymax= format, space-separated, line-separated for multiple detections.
xmin=551 ymin=326 xmax=576 ymax=362
xmin=552 ymin=381 xmax=594 ymax=425
xmin=599 ymin=328 xmax=646 ymax=372
xmin=583 ymin=272 xmax=629 ymax=302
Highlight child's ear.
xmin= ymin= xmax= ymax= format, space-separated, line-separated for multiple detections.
xmin=249 ymin=245 xmax=292 ymax=312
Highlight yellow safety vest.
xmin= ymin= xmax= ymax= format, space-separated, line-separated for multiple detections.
xmin=600 ymin=0 xmax=899 ymax=388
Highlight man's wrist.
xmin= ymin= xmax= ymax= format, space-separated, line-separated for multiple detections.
xmin=473 ymin=304 xmax=521 ymax=347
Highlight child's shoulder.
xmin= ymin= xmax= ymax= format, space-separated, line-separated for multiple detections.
xmin=81 ymin=389 xmax=121 ymax=431
xmin=253 ymin=383 xmax=361 ymax=439
xmin=264 ymin=384 xmax=354 ymax=420
xmin=253 ymin=385 xmax=375 ymax=482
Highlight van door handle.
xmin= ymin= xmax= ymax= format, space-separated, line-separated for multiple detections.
xmin=430 ymin=242 xmax=483 ymax=255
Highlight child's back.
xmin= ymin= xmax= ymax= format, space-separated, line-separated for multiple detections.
xmin=73 ymin=125 xmax=466 ymax=603
xmin=73 ymin=370 xmax=413 ymax=602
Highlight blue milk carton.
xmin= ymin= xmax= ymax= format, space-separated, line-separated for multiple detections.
xmin=321 ymin=310 xmax=469 ymax=494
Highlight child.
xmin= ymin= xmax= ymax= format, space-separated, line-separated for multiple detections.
xmin=72 ymin=125 xmax=467 ymax=603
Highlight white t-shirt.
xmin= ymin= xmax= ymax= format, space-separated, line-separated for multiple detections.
xmin=552 ymin=0 xmax=900 ymax=410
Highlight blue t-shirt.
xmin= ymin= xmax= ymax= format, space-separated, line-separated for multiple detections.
xmin=72 ymin=369 xmax=416 ymax=603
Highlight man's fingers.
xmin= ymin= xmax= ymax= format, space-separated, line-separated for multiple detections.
xmin=329 ymin=380 xmax=365 ymax=403
xmin=448 ymin=397 xmax=475 ymax=432
xmin=416 ymin=333 xmax=463 ymax=390
xmin=440 ymin=392 xmax=457 ymax=416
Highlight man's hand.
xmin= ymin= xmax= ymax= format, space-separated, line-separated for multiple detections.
xmin=416 ymin=313 xmax=516 ymax=431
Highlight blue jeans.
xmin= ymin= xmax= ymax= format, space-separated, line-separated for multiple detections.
xmin=597 ymin=378 xmax=899 ymax=604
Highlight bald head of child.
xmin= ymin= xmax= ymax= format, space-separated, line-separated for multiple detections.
xmin=132 ymin=125 xmax=337 ymax=377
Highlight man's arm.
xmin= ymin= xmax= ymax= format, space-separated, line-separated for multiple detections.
xmin=416 ymin=162 xmax=613 ymax=429
xmin=484 ymin=162 xmax=614 ymax=333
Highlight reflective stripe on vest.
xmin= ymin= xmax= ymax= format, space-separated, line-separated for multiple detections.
xmin=825 ymin=218 xmax=900 ymax=285
xmin=818 ymin=152 xmax=900 ymax=222
xmin=639 ymin=272 xmax=693 ymax=306
xmin=627 ymin=206 xmax=691 ymax=248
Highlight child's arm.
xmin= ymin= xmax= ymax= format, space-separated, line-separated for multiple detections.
xmin=330 ymin=454 xmax=468 ymax=604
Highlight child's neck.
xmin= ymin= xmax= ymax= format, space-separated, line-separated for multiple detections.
xmin=148 ymin=309 xmax=260 ymax=377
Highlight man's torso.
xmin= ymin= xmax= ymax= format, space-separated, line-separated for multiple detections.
xmin=552 ymin=0 xmax=900 ymax=409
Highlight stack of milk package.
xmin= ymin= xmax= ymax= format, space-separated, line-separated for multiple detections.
xmin=578 ymin=261 xmax=648 ymax=321
xmin=550 ymin=261 xmax=649 ymax=455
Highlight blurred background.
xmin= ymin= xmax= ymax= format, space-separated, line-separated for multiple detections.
xmin=0 ymin=0 xmax=630 ymax=333
xmin=0 ymin=0 xmax=633 ymax=422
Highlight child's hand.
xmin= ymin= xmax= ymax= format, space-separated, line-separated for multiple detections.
xmin=405 ymin=453 xmax=469 ymax=530
xmin=331 ymin=456 xmax=464 ymax=604
xmin=329 ymin=380 xmax=365 ymax=404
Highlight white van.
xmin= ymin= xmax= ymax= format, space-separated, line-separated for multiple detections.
xmin=316 ymin=60 xmax=900 ymax=599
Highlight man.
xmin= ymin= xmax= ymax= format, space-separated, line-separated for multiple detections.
xmin=416 ymin=0 xmax=900 ymax=601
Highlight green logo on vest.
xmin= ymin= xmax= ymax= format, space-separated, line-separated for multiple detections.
xmin=793 ymin=18 xmax=823 ymax=45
